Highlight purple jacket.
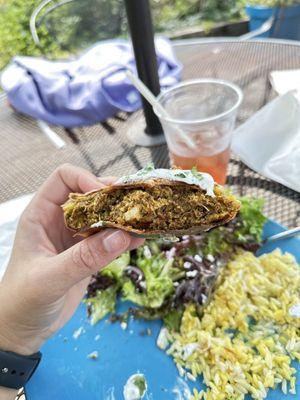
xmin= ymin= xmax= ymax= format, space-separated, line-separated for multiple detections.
xmin=1 ymin=37 xmax=182 ymax=127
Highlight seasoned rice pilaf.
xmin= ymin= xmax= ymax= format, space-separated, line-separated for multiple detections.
xmin=166 ymin=250 xmax=300 ymax=400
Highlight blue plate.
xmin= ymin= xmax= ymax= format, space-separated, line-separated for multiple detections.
xmin=27 ymin=220 xmax=300 ymax=399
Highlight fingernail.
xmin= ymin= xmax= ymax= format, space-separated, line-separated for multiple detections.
xmin=103 ymin=230 xmax=129 ymax=253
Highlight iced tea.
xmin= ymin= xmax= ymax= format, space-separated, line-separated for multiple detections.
xmin=170 ymin=147 xmax=230 ymax=185
xmin=154 ymin=79 xmax=242 ymax=185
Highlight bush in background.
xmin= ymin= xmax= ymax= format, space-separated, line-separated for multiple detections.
xmin=153 ymin=0 xmax=245 ymax=30
xmin=0 ymin=0 xmax=63 ymax=69
xmin=0 ymin=0 xmax=247 ymax=70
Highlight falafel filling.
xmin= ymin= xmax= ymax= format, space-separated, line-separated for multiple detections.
xmin=63 ymin=184 xmax=240 ymax=232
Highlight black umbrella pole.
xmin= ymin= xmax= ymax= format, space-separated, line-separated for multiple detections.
xmin=124 ymin=0 xmax=163 ymax=137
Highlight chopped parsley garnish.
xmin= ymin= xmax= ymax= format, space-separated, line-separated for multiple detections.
xmin=174 ymin=172 xmax=187 ymax=178
xmin=137 ymin=163 xmax=155 ymax=176
xmin=191 ymin=166 xmax=204 ymax=180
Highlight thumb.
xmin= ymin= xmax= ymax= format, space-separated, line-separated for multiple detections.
xmin=51 ymin=229 xmax=131 ymax=291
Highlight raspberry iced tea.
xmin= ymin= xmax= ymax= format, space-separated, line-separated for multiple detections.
xmin=154 ymin=79 xmax=243 ymax=185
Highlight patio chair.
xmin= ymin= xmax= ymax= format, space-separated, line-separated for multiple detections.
xmin=240 ymin=15 xmax=275 ymax=40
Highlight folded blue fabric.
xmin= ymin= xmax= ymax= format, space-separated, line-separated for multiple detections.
xmin=1 ymin=37 xmax=181 ymax=127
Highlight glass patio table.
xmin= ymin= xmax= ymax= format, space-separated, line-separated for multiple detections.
xmin=0 ymin=38 xmax=299 ymax=228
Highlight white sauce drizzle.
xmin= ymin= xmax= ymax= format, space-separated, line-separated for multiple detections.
xmin=115 ymin=168 xmax=215 ymax=197
xmin=90 ymin=221 xmax=105 ymax=228
xmin=172 ymin=377 xmax=192 ymax=400
xmin=123 ymin=374 xmax=147 ymax=400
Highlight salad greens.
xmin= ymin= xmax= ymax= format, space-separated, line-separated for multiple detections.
xmin=84 ymin=286 xmax=118 ymax=325
xmin=201 ymin=197 xmax=266 ymax=256
xmin=237 ymin=198 xmax=267 ymax=244
xmin=85 ymin=197 xmax=266 ymax=328
xmin=101 ymin=252 xmax=130 ymax=281
xmin=122 ymin=255 xmax=175 ymax=308
xmin=163 ymin=309 xmax=184 ymax=332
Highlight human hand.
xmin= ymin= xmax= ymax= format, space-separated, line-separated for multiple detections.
xmin=0 ymin=164 xmax=144 ymax=357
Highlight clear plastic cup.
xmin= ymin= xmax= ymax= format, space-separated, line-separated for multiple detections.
xmin=154 ymin=79 xmax=243 ymax=184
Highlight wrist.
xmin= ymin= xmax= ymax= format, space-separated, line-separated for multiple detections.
xmin=0 ymin=311 xmax=42 ymax=356
xmin=0 ymin=330 xmax=41 ymax=356
xmin=0 ymin=302 xmax=42 ymax=356
xmin=0 ymin=386 xmax=18 ymax=400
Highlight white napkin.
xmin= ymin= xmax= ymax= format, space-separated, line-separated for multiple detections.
xmin=0 ymin=194 xmax=33 ymax=280
xmin=231 ymin=91 xmax=300 ymax=193
xmin=270 ymin=69 xmax=300 ymax=95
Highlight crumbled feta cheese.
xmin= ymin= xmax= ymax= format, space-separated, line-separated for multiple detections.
xmin=173 ymin=281 xmax=179 ymax=287
xmin=183 ymin=261 xmax=192 ymax=269
xmin=121 ymin=322 xmax=128 ymax=330
xmin=201 ymin=294 xmax=208 ymax=303
xmin=73 ymin=326 xmax=85 ymax=339
xmin=206 ymin=254 xmax=215 ymax=262
xmin=139 ymin=281 xmax=147 ymax=289
xmin=143 ymin=246 xmax=152 ymax=259
xmin=166 ymin=247 xmax=176 ymax=260
xmin=194 ymin=254 xmax=203 ymax=263
xmin=186 ymin=270 xmax=198 ymax=278
xmin=87 ymin=351 xmax=99 ymax=360
xmin=157 ymin=327 xmax=170 ymax=350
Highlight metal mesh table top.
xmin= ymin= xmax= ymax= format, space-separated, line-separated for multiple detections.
xmin=0 ymin=39 xmax=299 ymax=227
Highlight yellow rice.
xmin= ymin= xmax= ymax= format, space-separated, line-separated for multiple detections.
xmin=167 ymin=250 xmax=300 ymax=400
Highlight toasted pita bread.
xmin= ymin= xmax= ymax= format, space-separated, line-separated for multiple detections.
xmin=62 ymin=172 xmax=240 ymax=238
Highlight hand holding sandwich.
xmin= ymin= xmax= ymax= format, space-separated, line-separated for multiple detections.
xmin=0 ymin=164 xmax=143 ymax=398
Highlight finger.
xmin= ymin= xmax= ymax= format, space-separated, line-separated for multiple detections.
xmin=50 ymin=278 xmax=90 ymax=332
xmin=98 ymin=176 xmax=117 ymax=186
xmin=49 ymin=229 xmax=132 ymax=292
xmin=128 ymin=237 xmax=145 ymax=251
xmin=33 ymin=164 xmax=109 ymax=207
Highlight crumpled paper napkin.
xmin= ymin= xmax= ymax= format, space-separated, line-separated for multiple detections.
xmin=270 ymin=69 xmax=300 ymax=95
xmin=0 ymin=194 xmax=33 ymax=280
xmin=231 ymin=91 xmax=300 ymax=193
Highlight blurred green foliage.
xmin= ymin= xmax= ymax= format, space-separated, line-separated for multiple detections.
xmin=0 ymin=0 xmax=63 ymax=69
xmin=152 ymin=0 xmax=245 ymax=30
xmin=1 ymin=0 xmax=297 ymax=71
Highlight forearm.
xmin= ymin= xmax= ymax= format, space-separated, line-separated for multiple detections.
xmin=0 ymin=386 xmax=18 ymax=400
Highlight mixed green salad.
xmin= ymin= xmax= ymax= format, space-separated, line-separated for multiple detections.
xmin=85 ymin=197 xmax=266 ymax=330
